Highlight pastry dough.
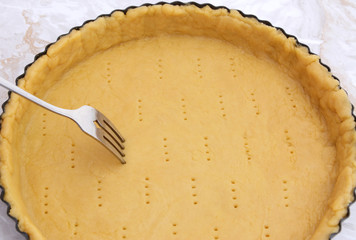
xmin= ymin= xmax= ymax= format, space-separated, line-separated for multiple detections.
xmin=0 ymin=4 xmax=355 ymax=240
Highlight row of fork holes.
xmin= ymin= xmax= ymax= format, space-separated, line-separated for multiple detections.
xmin=191 ymin=178 xmax=198 ymax=205
xmin=43 ymin=187 xmax=49 ymax=215
xmin=243 ymin=134 xmax=252 ymax=161
xmin=97 ymin=180 xmax=103 ymax=207
xmin=145 ymin=177 xmax=150 ymax=205
xmin=284 ymin=130 xmax=295 ymax=156
xmin=106 ymin=62 xmax=111 ymax=84
xmin=71 ymin=143 xmax=75 ymax=169
xmin=42 ymin=113 xmax=47 ymax=136
xmin=138 ymin=99 xmax=143 ymax=122
xmin=283 ymin=180 xmax=289 ymax=208
xmin=218 ymin=95 xmax=226 ymax=118
xmin=250 ymin=92 xmax=260 ymax=115
xmin=204 ymin=137 xmax=211 ymax=161
xmin=285 ymin=86 xmax=297 ymax=109
xmin=163 ymin=138 xmax=169 ymax=162
xmin=231 ymin=180 xmax=238 ymax=209
xmin=158 ymin=59 xmax=163 ymax=79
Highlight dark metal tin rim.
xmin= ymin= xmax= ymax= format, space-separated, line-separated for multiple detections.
xmin=0 ymin=2 xmax=355 ymax=239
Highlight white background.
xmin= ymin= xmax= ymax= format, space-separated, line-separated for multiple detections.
xmin=0 ymin=0 xmax=355 ymax=239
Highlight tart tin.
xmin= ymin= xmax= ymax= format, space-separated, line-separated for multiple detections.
xmin=0 ymin=2 xmax=355 ymax=239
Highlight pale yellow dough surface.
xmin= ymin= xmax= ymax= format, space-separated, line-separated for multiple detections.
xmin=0 ymin=4 xmax=355 ymax=240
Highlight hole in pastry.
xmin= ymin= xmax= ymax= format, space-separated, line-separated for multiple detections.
xmin=44 ymin=211 xmax=48 ymax=214
xmin=207 ymin=158 xmax=211 ymax=161
xmin=173 ymin=232 xmax=177 ymax=235
xmin=214 ymin=236 xmax=219 ymax=239
xmin=266 ymin=234 xmax=270 ymax=238
xmin=146 ymin=201 xmax=150 ymax=204
xmin=214 ymin=227 xmax=218 ymax=231
xmin=232 ymin=196 xmax=237 ymax=200
xmin=44 ymin=203 xmax=48 ymax=206
xmin=122 ymin=235 xmax=126 ymax=239
xmin=145 ymin=193 xmax=149 ymax=196
xmin=122 ymin=227 xmax=127 ymax=230
xmin=98 ymin=204 xmax=102 ymax=207
xmin=234 ymin=204 xmax=238 ymax=208
xmin=285 ymin=204 xmax=289 ymax=207
xmin=145 ymin=177 xmax=149 ymax=181
xmin=191 ymin=178 xmax=195 ymax=181
xmin=165 ymin=158 xmax=170 ymax=162
xmin=264 ymin=225 xmax=269 ymax=229
xmin=231 ymin=189 xmax=236 ymax=192
xmin=231 ymin=181 xmax=235 ymax=184
xmin=194 ymin=201 xmax=198 ymax=205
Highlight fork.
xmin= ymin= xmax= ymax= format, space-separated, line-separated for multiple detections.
xmin=0 ymin=77 xmax=126 ymax=164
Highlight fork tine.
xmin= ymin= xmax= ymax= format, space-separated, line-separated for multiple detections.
xmin=97 ymin=128 xmax=126 ymax=164
xmin=96 ymin=112 xmax=125 ymax=143
xmin=95 ymin=114 xmax=125 ymax=150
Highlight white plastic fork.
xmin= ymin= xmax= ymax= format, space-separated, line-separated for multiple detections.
xmin=0 ymin=77 xmax=126 ymax=164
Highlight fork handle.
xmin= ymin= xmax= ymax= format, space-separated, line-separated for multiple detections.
xmin=0 ymin=77 xmax=73 ymax=117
